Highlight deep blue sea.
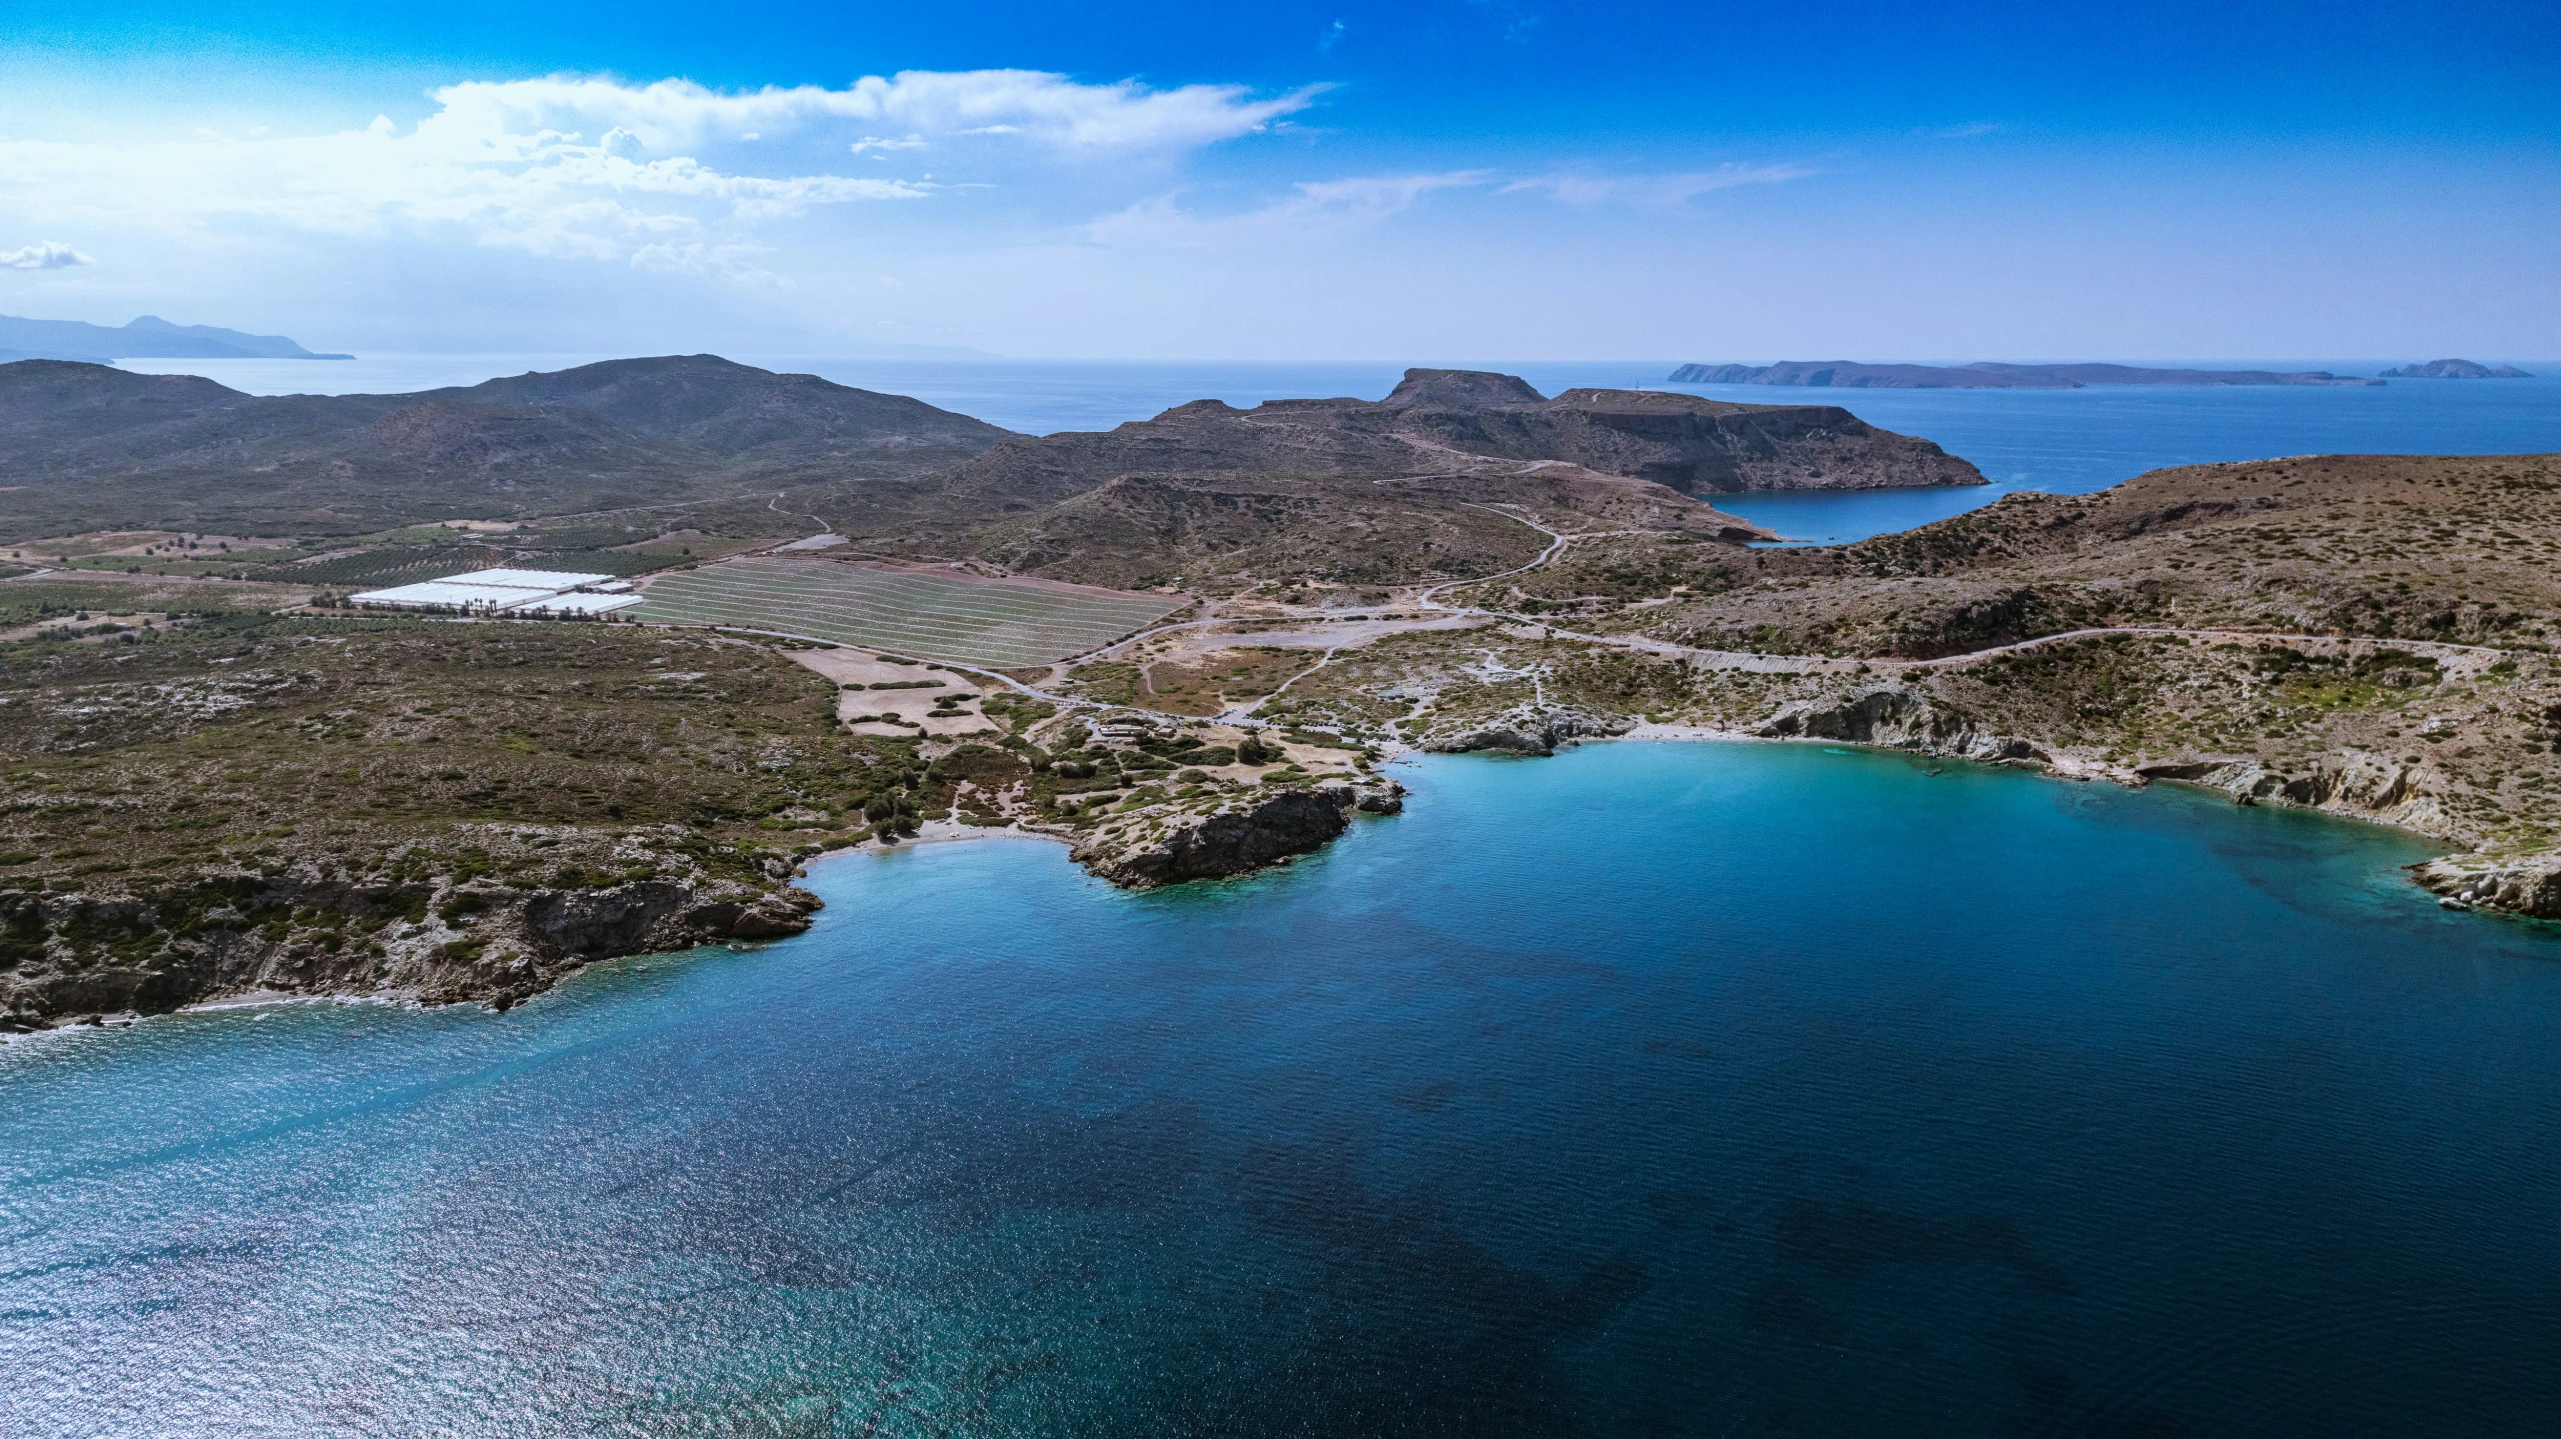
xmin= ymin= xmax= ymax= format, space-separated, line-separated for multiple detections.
xmin=7 ymin=744 xmax=2560 ymax=1437
xmin=118 ymin=354 xmax=2561 ymax=543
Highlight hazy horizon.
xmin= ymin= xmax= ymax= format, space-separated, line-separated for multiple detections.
xmin=4 ymin=1 xmax=2554 ymax=361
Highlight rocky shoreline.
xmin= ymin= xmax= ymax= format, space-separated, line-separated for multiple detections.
xmin=0 ymin=866 xmax=821 ymax=1032
xmin=1412 ymin=680 xmax=2561 ymax=923
xmin=0 ymin=777 xmax=1428 ymax=1030
xmin=11 ymin=703 xmax=2546 ymax=1038
xmin=1068 ymin=777 xmax=1405 ymax=888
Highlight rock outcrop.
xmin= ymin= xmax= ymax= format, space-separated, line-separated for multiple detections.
xmin=0 ymin=868 xmax=821 ymax=1030
xmin=1749 ymin=687 xmax=2040 ymax=762
xmin=2410 ymin=851 xmax=2561 ymax=917
xmin=1070 ymin=779 xmax=1403 ymax=888
xmin=1421 ymin=705 xmax=1630 ymax=757
xmin=2131 ymin=751 xmax=2446 ymax=832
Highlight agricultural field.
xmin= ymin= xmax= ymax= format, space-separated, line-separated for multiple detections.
xmin=0 ymin=573 xmax=315 ymax=632
xmin=633 ymin=557 xmax=1186 ymax=667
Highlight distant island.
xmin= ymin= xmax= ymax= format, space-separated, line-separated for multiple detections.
xmin=1667 ymin=360 xmax=2383 ymax=388
xmin=0 ymin=313 xmax=351 ymax=364
xmin=2378 ymin=359 xmax=2533 ymax=379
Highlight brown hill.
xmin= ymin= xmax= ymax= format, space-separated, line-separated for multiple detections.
xmin=786 ymin=368 xmax=1976 ymax=590
xmin=0 ymin=356 xmax=1014 ymax=540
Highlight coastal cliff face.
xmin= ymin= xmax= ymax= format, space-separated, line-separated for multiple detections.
xmin=2411 ymin=851 xmax=2561 ymax=916
xmin=0 ymin=866 xmax=819 ymax=1030
xmin=0 ymin=618 xmax=885 ymax=1032
xmin=1420 ymin=705 xmax=1632 ymax=757
xmin=1728 ymin=652 xmax=2552 ymax=917
xmin=1069 ymin=779 xmax=1403 ymax=888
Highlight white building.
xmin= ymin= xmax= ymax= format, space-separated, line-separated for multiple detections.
xmin=349 ymin=568 xmax=642 ymax=615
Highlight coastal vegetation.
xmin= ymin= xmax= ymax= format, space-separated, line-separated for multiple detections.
xmin=6 ymin=355 xmax=2558 ymax=1022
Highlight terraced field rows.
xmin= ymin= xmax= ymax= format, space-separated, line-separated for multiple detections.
xmin=633 ymin=557 xmax=1183 ymax=666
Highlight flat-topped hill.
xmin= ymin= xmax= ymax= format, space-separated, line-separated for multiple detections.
xmin=787 ymin=367 xmax=1976 ymax=590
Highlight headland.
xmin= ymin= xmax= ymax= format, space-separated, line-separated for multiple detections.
xmin=4 ymin=357 xmax=2555 ymax=1027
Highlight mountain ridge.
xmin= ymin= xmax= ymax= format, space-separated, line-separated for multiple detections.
xmin=0 ymin=354 xmax=1015 ymax=537
xmin=0 ymin=313 xmax=352 ymax=362
xmin=784 ymin=366 xmax=1981 ymax=589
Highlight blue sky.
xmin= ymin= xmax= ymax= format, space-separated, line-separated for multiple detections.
xmin=0 ymin=1 xmax=2552 ymax=359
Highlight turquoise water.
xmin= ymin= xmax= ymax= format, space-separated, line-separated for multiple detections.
xmin=7 ymin=742 xmax=2560 ymax=1436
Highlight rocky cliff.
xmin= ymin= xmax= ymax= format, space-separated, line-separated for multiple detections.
xmin=0 ymin=865 xmax=819 ymax=1030
xmin=1069 ymin=779 xmax=1403 ymax=888
xmin=1420 ymin=705 xmax=1632 ymax=757
xmin=2411 ymin=851 xmax=2561 ymax=916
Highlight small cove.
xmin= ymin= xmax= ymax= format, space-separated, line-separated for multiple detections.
xmin=4 ymin=741 xmax=2559 ymax=1437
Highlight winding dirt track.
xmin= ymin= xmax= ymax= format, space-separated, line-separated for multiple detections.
xmin=708 ymin=506 xmax=2520 ymax=726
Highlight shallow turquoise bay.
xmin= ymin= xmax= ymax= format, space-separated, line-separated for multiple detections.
xmin=5 ymin=742 xmax=2560 ymax=1436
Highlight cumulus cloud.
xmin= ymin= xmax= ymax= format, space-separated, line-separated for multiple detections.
xmin=1087 ymin=171 xmax=1491 ymax=246
xmin=0 ymin=241 xmax=90 ymax=270
xmin=0 ymin=70 xmax=1313 ymax=271
xmin=1499 ymin=163 xmax=1813 ymax=209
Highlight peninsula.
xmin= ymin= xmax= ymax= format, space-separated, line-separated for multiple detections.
xmin=0 ymin=313 xmax=353 ymax=364
xmin=4 ymin=358 xmax=2554 ymax=1029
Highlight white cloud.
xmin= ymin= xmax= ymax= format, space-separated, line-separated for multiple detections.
xmin=0 ymin=70 xmax=1314 ymax=272
xmin=0 ymin=241 xmax=91 ymax=269
xmin=418 ymin=71 xmax=1315 ymax=156
xmin=1500 ymin=163 xmax=1813 ymax=209
xmin=1088 ymin=171 xmax=1491 ymax=246
xmin=630 ymin=240 xmax=786 ymax=285
xmin=1084 ymin=161 xmax=1806 ymax=247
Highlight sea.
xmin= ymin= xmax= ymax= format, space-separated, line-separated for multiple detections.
xmin=112 ymin=353 xmax=2561 ymax=543
xmin=6 ymin=744 xmax=2559 ymax=1436
xmin=14 ymin=356 xmax=2558 ymax=1435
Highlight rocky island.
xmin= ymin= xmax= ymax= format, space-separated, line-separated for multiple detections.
xmin=0 ymin=312 xmax=354 ymax=363
xmin=2378 ymin=359 xmax=2533 ymax=379
xmin=4 ymin=357 xmax=2556 ymax=1028
xmin=1668 ymin=360 xmax=2385 ymax=387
